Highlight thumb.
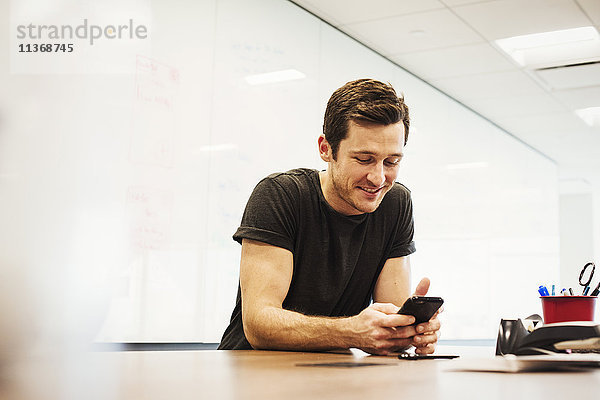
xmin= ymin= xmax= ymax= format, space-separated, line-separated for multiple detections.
xmin=413 ymin=277 xmax=430 ymax=296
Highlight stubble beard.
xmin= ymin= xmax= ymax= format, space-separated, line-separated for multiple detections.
xmin=330 ymin=168 xmax=383 ymax=215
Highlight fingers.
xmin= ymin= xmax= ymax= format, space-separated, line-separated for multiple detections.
xmin=363 ymin=332 xmax=438 ymax=356
xmin=369 ymin=302 xmax=401 ymax=314
xmin=368 ymin=303 xmax=415 ymax=328
xmin=360 ymin=338 xmax=413 ymax=356
xmin=412 ymin=316 xmax=441 ymax=355
xmin=379 ymin=314 xmax=415 ymax=328
xmin=390 ymin=324 xmax=418 ymax=339
xmin=357 ymin=301 xmax=441 ymax=355
xmin=412 ymin=331 xmax=439 ymax=346
xmin=414 ymin=343 xmax=436 ymax=355
xmin=412 ymin=277 xmax=430 ymax=296
xmin=366 ymin=331 xmax=438 ymax=355
xmin=392 ymin=316 xmax=441 ymax=341
xmin=415 ymin=316 xmax=441 ymax=335
xmin=412 ymin=331 xmax=440 ymax=354
xmin=358 ymin=327 xmax=439 ymax=355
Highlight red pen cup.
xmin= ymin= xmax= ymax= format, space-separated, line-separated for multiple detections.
xmin=540 ymin=296 xmax=597 ymax=324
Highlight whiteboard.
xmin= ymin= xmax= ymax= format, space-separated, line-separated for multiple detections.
xmin=0 ymin=0 xmax=559 ymax=344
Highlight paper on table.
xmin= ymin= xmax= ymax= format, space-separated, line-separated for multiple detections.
xmin=445 ymin=354 xmax=600 ymax=373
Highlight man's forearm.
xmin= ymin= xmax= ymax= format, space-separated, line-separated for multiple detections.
xmin=243 ymin=306 xmax=358 ymax=351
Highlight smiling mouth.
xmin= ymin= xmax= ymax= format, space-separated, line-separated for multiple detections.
xmin=359 ymin=186 xmax=384 ymax=195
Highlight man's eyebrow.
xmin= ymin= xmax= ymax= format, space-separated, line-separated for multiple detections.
xmin=350 ymin=150 xmax=404 ymax=158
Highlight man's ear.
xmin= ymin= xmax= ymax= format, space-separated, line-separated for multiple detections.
xmin=318 ymin=135 xmax=332 ymax=162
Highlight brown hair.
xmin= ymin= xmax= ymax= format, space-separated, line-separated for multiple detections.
xmin=323 ymin=79 xmax=410 ymax=159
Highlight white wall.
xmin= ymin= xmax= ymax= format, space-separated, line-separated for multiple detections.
xmin=0 ymin=0 xmax=560 ymax=344
xmin=560 ymin=193 xmax=594 ymax=290
xmin=595 ymin=187 xmax=600 ymax=263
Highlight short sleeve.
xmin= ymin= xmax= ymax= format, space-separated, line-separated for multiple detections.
xmin=232 ymin=176 xmax=298 ymax=252
xmin=387 ymin=184 xmax=416 ymax=258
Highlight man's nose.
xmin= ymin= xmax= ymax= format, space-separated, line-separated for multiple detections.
xmin=367 ymin=163 xmax=385 ymax=187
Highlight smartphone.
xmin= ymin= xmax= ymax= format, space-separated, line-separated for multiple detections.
xmin=397 ymin=296 xmax=444 ymax=324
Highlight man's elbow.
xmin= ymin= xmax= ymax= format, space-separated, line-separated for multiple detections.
xmin=242 ymin=310 xmax=272 ymax=350
xmin=243 ymin=323 xmax=263 ymax=349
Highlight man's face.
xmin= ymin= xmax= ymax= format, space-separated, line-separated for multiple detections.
xmin=320 ymin=120 xmax=405 ymax=215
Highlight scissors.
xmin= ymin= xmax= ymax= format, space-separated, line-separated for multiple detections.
xmin=579 ymin=262 xmax=600 ymax=296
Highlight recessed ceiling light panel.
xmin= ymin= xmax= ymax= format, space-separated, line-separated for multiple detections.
xmin=495 ymin=26 xmax=600 ymax=67
xmin=575 ymin=106 xmax=600 ymax=128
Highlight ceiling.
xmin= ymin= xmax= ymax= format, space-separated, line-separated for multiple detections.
xmin=290 ymin=0 xmax=600 ymax=191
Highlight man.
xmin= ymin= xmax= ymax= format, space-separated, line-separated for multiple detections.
xmin=218 ymin=79 xmax=441 ymax=355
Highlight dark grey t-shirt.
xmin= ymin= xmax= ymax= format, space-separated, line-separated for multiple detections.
xmin=218 ymin=168 xmax=415 ymax=350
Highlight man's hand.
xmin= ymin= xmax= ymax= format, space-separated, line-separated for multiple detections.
xmin=351 ymin=277 xmax=443 ymax=356
xmin=409 ymin=277 xmax=442 ymax=354
xmin=349 ymin=303 xmax=417 ymax=355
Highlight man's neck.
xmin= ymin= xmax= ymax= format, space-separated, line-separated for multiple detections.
xmin=318 ymin=169 xmax=331 ymax=203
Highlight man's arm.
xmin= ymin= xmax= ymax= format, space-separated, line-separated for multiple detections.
xmin=240 ymin=239 xmax=417 ymax=353
xmin=373 ymin=256 xmax=412 ymax=305
xmin=373 ymin=256 xmax=442 ymax=354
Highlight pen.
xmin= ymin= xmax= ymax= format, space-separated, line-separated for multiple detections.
xmin=560 ymin=288 xmax=567 ymax=296
xmin=592 ymin=283 xmax=600 ymax=297
xmin=583 ymin=286 xmax=591 ymax=296
xmin=538 ymin=285 xmax=549 ymax=296
xmin=569 ymin=288 xmax=574 ymax=295
xmin=551 ymin=285 xmax=555 ymax=296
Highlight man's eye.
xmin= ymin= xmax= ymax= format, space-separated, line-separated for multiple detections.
xmin=385 ymin=158 xmax=400 ymax=166
xmin=356 ymin=157 xmax=371 ymax=163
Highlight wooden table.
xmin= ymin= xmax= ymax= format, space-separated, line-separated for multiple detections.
xmin=2 ymin=347 xmax=599 ymax=399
